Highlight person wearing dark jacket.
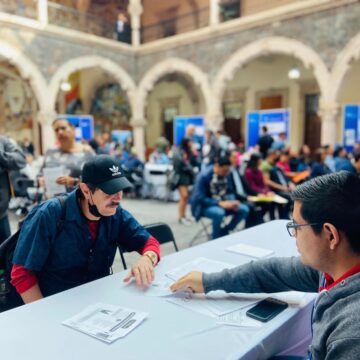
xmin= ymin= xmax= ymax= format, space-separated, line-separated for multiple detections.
xmin=228 ymin=151 xmax=263 ymax=228
xmin=191 ymin=153 xmax=249 ymax=239
xmin=0 ymin=135 xmax=26 ymax=244
xmin=257 ymin=126 xmax=273 ymax=159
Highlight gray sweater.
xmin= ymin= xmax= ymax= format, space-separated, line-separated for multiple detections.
xmin=203 ymin=257 xmax=360 ymax=360
xmin=0 ymin=136 xmax=26 ymax=218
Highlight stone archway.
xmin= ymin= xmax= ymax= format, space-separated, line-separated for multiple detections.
xmin=0 ymin=41 xmax=49 ymax=152
xmin=136 ymin=57 xmax=212 ymax=124
xmin=213 ymin=36 xmax=331 ymax=111
xmin=330 ymin=32 xmax=360 ymax=104
xmin=0 ymin=41 xmax=48 ymax=113
xmin=213 ymin=36 xmax=334 ymax=144
xmin=48 ymin=55 xmax=137 ymax=113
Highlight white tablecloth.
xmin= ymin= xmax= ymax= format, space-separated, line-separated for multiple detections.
xmin=0 ymin=220 xmax=314 ymax=360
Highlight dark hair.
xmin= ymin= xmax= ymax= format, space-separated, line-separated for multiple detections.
xmin=333 ymin=146 xmax=344 ymax=158
xmin=180 ymin=137 xmax=192 ymax=155
xmin=247 ymin=153 xmax=262 ymax=170
xmin=291 ymin=171 xmax=360 ymax=254
xmin=52 ymin=118 xmax=75 ymax=127
xmin=262 ymin=126 xmax=268 ymax=133
xmin=354 ymin=152 xmax=360 ymax=163
xmin=214 ymin=149 xmax=231 ymax=167
xmin=78 ymin=183 xmax=98 ymax=199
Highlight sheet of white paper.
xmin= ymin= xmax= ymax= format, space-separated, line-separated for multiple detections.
xmin=226 ymin=243 xmax=274 ymax=258
xmin=165 ymin=257 xmax=234 ymax=281
xmin=143 ymin=280 xmax=174 ymax=297
xmin=217 ymin=307 xmax=263 ymax=328
xmin=43 ymin=166 xmax=67 ymax=196
xmin=168 ymin=291 xmax=257 ymax=317
xmin=62 ymin=303 xmax=148 ymax=343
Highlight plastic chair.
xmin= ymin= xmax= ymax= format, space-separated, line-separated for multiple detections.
xmin=119 ymin=222 xmax=178 ymax=269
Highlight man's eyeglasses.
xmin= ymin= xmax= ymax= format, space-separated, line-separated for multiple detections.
xmin=286 ymin=221 xmax=323 ymax=237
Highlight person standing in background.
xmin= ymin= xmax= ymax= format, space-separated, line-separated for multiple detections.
xmin=0 ymin=135 xmax=26 ymax=244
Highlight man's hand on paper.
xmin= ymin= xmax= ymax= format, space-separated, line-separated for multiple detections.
xmin=170 ymin=271 xmax=204 ymax=294
xmin=123 ymin=255 xmax=155 ymax=286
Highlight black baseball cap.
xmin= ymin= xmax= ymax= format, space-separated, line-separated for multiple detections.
xmin=82 ymin=155 xmax=132 ymax=195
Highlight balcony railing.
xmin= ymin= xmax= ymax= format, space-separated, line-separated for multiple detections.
xmin=141 ymin=7 xmax=210 ymax=44
xmin=0 ymin=0 xmax=37 ymax=20
xmin=0 ymin=0 xmax=242 ymax=44
xmin=47 ymin=2 xmax=117 ymax=40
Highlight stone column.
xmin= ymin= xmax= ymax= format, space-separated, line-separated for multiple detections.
xmin=37 ymin=0 xmax=48 ymax=25
xmin=209 ymin=0 xmax=220 ymax=27
xmin=37 ymin=111 xmax=57 ymax=154
xmin=206 ymin=111 xmax=223 ymax=132
xmin=289 ymin=82 xmax=301 ymax=151
xmin=319 ymin=101 xmax=339 ymax=146
xmin=130 ymin=117 xmax=147 ymax=161
xmin=128 ymin=0 xmax=143 ymax=47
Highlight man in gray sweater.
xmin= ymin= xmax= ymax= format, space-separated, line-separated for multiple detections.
xmin=0 ymin=135 xmax=26 ymax=244
xmin=171 ymin=171 xmax=360 ymax=360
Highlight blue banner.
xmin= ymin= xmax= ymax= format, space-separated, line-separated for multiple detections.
xmin=343 ymin=105 xmax=360 ymax=152
xmin=57 ymin=115 xmax=94 ymax=142
xmin=246 ymin=109 xmax=290 ymax=149
xmin=174 ymin=115 xmax=205 ymax=147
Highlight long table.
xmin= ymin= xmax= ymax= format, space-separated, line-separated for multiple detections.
xmin=0 ymin=220 xmax=314 ymax=360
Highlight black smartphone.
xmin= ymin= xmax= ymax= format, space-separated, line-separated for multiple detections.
xmin=246 ymin=297 xmax=288 ymax=322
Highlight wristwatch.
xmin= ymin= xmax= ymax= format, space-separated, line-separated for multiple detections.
xmin=144 ymin=251 xmax=157 ymax=266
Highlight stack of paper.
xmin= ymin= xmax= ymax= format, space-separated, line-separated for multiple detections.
xmin=226 ymin=243 xmax=274 ymax=258
xmin=63 ymin=303 xmax=148 ymax=343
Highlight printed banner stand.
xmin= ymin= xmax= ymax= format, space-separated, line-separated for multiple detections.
xmin=246 ymin=108 xmax=291 ymax=149
xmin=57 ymin=115 xmax=94 ymax=142
xmin=343 ymin=105 xmax=360 ymax=152
xmin=174 ymin=115 xmax=205 ymax=147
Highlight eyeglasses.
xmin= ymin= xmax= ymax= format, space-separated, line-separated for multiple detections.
xmin=286 ymin=221 xmax=323 ymax=237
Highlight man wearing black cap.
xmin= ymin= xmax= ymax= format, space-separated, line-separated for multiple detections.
xmin=11 ymin=155 xmax=160 ymax=304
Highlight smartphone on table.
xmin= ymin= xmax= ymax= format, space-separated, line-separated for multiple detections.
xmin=246 ymin=297 xmax=288 ymax=322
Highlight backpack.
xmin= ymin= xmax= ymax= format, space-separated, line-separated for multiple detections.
xmin=0 ymin=196 xmax=67 ymax=312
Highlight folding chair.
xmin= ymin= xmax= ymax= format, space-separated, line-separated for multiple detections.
xmin=119 ymin=222 xmax=178 ymax=269
xmin=189 ymin=218 xmax=212 ymax=247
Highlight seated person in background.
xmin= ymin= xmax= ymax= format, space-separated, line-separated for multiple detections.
xmin=171 ymin=171 xmax=360 ymax=360
xmin=41 ymin=118 xmax=95 ymax=193
xmin=271 ymin=131 xmax=287 ymax=151
xmin=191 ymin=152 xmax=249 ymax=239
xmin=228 ymin=150 xmax=263 ymax=228
xmin=276 ymin=150 xmax=297 ymax=179
xmin=311 ymin=147 xmax=332 ymax=178
xmin=261 ymin=149 xmax=294 ymax=219
xmin=11 ymin=155 xmax=160 ymax=304
xmin=352 ymin=152 xmax=360 ymax=174
xmin=148 ymin=146 xmax=171 ymax=165
xmin=334 ymin=146 xmax=355 ymax=173
xmin=244 ymin=153 xmax=276 ymax=220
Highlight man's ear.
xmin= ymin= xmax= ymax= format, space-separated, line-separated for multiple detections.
xmin=79 ymin=183 xmax=90 ymax=199
xmin=323 ymin=223 xmax=341 ymax=250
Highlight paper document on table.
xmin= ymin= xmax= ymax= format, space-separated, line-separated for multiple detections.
xmin=217 ymin=308 xmax=263 ymax=328
xmin=43 ymin=166 xmax=67 ymax=196
xmin=165 ymin=257 xmax=234 ymax=281
xmin=143 ymin=280 xmax=174 ymax=297
xmin=168 ymin=291 xmax=257 ymax=317
xmin=226 ymin=243 xmax=274 ymax=258
xmin=62 ymin=303 xmax=148 ymax=343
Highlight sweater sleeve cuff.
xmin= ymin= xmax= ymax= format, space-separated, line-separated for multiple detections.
xmin=141 ymin=236 xmax=161 ymax=262
xmin=11 ymin=264 xmax=39 ymax=294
